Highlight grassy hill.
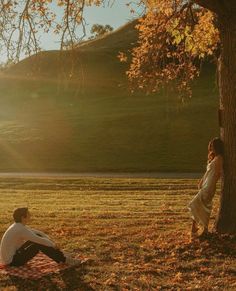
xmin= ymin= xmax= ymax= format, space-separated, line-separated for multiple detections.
xmin=0 ymin=20 xmax=219 ymax=172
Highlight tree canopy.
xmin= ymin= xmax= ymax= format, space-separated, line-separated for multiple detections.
xmin=125 ymin=1 xmax=219 ymax=98
xmin=89 ymin=23 xmax=113 ymax=39
xmin=0 ymin=0 xmax=220 ymax=96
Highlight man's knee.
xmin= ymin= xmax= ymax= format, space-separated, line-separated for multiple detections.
xmin=23 ymin=242 xmax=40 ymax=254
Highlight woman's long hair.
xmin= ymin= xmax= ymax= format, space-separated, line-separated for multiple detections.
xmin=208 ymin=137 xmax=224 ymax=163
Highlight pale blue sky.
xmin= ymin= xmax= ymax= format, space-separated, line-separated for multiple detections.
xmin=42 ymin=0 xmax=144 ymax=50
xmin=0 ymin=1 xmax=143 ymax=63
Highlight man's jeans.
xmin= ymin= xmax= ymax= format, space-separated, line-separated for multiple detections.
xmin=10 ymin=241 xmax=66 ymax=266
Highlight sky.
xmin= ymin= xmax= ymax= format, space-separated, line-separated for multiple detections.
xmin=42 ymin=0 xmax=144 ymax=50
xmin=0 ymin=1 xmax=144 ymax=63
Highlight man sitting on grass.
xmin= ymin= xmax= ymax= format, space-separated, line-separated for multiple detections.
xmin=0 ymin=207 xmax=80 ymax=267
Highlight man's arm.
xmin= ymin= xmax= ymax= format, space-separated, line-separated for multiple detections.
xmin=30 ymin=228 xmax=50 ymax=239
xmin=21 ymin=227 xmax=55 ymax=248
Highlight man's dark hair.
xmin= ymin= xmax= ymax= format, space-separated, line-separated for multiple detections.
xmin=13 ymin=207 xmax=28 ymax=223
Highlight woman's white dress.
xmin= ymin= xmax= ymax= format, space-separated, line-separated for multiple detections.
xmin=188 ymin=157 xmax=222 ymax=228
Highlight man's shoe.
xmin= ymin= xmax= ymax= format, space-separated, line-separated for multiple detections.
xmin=65 ymin=256 xmax=81 ymax=266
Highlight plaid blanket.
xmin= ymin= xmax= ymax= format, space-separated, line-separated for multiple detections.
xmin=0 ymin=252 xmax=79 ymax=279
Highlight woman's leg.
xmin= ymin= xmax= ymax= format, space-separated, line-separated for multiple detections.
xmin=200 ymin=226 xmax=208 ymax=237
xmin=191 ymin=219 xmax=199 ymax=234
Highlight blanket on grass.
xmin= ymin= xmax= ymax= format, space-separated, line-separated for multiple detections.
xmin=0 ymin=253 xmax=77 ymax=279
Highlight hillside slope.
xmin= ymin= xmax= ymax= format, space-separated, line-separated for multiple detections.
xmin=0 ymin=20 xmax=219 ymax=172
xmin=5 ymin=20 xmax=138 ymax=88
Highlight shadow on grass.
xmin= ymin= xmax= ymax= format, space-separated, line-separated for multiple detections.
xmin=177 ymin=232 xmax=236 ymax=260
xmin=59 ymin=265 xmax=94 ymax=290
xmin=201 ymin=233 xmax=236 ymax=257
xmin=5 ymin=263 xmax=94 ymax=291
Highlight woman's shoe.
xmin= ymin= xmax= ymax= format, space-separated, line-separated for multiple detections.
xmin=198 ymin=231 xmax=209 ymax=240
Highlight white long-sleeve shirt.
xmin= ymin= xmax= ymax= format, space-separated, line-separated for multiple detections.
xmin=0 ymin=223 xmax=55 ymax=265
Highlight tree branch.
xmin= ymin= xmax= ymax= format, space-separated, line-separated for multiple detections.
xmin=193 ymin=0 xmax=236 ymax=16
xmin=193 ymin=0 xmax=221 ymax=14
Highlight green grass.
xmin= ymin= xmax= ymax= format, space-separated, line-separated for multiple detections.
xmin=0 ymin=21 xmax=219 ymax=172
xmin=0 ymin=177 xmax=235 ymax=290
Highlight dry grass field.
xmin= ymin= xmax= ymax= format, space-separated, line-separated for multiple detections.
xmin=0 ymin=177 xmax=235 ymax=290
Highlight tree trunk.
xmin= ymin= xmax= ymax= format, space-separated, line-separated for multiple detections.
xmin=216 ymin=15 xmax=236 ymax=234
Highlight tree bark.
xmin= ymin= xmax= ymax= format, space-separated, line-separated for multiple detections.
xmin=216 ymin=15 xmax=236 ymax=234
